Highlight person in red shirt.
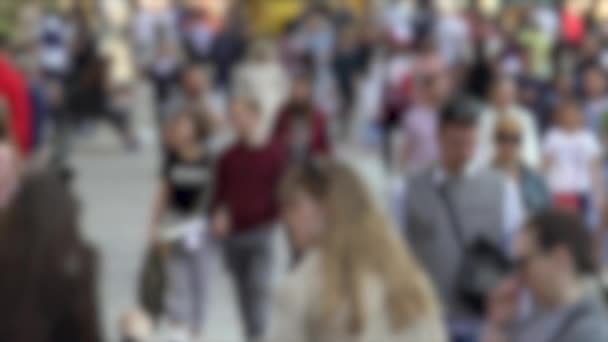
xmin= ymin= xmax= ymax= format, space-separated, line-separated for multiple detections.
xmin=273 ymin=73 xmax=331 ymax=163
xmin=0 ymin=38 xmax=33 ymax=156
xmin=561 ymin=6 xmax=586 ymax=47
xmin=210 ymin=95 xmax=286 ymax=342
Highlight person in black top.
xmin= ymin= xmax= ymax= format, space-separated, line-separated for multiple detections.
xmin=147 ymin=108 xmax=214 ymax=340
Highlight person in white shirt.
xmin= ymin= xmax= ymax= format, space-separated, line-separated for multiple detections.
xmin=474 ymin=76 xmax=541 ymax=170
xmin=543 ymin=98 xmax=603 ymax=218
xmin=233 ymin=39 xmax=290 ymax=145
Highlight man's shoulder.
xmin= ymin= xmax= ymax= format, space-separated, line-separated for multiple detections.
xmin=559 ymin=299 xmax=608 ymax=342
xmin=560 ymin=314 xmax=608 ymax=342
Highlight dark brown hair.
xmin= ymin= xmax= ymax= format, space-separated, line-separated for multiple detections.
xmin=527 ymin=209 xmax=596 ymax=275
xmin=278 ymin=159 xmax=330 ymax=205
xmin=172 ymin=108 xmax=213 ymax=142
xmin=0 ymin=171 xmax=101 ymax=341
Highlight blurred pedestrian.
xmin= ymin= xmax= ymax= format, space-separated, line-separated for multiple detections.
xmin=494 ymin=116 xmax=551 ymax=214
xmin=210 ymin=7 xmax=248 ymax=90
xmin=331 ymin=26 xmax=363 ymax=137
xmin=0 ymin=170 xmax=102 ymax=342
xmin=403 ymin=98 xmax=524 ymax=341
xmin=273 ymin=73 xmax=331 ymax=163
xmin=210 ymin=96 xmax=287 ymax=342
xmin=581 ymin=65 xmax=608 ymax=138
xmin=542 ymin=98 xmax=603 ymax=218
xmin=484 ymin=210 xmax=608 ymax=342
xmin=380 ymin=43 xmax=413 ymax=171
xmin=474 ymin=76 xmax=541 ymax=170
xmin=270 ymin=159 xmax=446 ymax=342
xmin=148 ymin=109 xmax=215 ymax=340
xmin=0 ymin=35 xmax=33 ymax=156
xmin=178 ymin=63 xmax=226 ymax=145
xmin=518 ymin=18 xmax=553 ymax=82
xmin=233 ymin=39 xmax=290 ymax=145
xmin=400 ymin=74 xmax=441 ymax=173
xmin=149 ymin=31 xmax=183 ymax=127
xmin=39 ymin=9 xmax=73 ymax=81
xmin=181 ymin=8 xmax=215 ymax=65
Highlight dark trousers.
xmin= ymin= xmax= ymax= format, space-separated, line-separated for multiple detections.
xmin=223 ymin=228 xmax=274 ymax=341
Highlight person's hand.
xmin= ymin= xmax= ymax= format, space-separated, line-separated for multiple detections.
xmin=487 ymin=275 xmax=521 ymax=326
xmin=482 ymin=276 xmax=522 ymax=342
xmin=148 ymin=225 xmax=161 ymax=247
xmin=211 ymin=209 xmax=231 ymax=240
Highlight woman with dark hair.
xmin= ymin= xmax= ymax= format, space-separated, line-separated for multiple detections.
xmin=147 ymin=108 xmax=216 ymax=340
xmin=0 ymin=170 xmax=101 ymax=342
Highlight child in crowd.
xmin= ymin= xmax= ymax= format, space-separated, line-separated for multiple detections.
xmin=210 ymin=96 xmax=287 ymax=342
xmin=543 ymin=98 xmax=603 ymax=218
xmin=148 ymin=108 xmax=215 ymax=341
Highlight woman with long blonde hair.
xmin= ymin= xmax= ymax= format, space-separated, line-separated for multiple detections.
xmin=270 ymin=159 xmax=446 ymax=342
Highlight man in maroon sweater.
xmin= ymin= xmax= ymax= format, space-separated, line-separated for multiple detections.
xmin=211 ymin=96 xmax=286 ymax=342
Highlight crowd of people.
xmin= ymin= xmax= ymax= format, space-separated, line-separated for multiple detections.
xmin=2 ymin=0 xmax=608 ymax=342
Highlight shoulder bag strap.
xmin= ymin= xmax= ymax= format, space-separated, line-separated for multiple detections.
xmin=436 ymin=182 xmax=466 ymax=248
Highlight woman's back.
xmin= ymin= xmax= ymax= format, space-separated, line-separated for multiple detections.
xmin=270 ymin=251 xmax=447 ymax=342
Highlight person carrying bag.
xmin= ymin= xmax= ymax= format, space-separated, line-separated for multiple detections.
xmin=140 ymin=108 xmax=216 ymax=340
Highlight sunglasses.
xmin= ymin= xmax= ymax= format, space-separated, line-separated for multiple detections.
xmin=495 ymin=133 xmax=522 ymax=145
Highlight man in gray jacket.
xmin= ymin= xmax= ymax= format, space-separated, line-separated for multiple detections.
xmin=485 ymin=210 xmax=608 ymax=342
xmin=403 ymin=99 xmax=524 ymax=341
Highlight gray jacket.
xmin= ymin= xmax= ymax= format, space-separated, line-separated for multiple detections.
xmin=405 ymin=167 xmax=508 ymax=318
xmin=509 ymin=294 xmax=608 ymax=342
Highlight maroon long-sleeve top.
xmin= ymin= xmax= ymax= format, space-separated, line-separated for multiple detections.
xmin=211 ymin=140 xmax=287 ymax=235
xmin=273 ymin=106 xmax=331 ymax=157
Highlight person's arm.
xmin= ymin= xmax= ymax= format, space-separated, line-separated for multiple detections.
xmin=482 ymin=276 xmax=523 ymax=342
xmin=317 ymin=112 xmax=330 ymax=154
xmin=541 ymin=131 xmax=554 ymax=176
xmin=590 ymin=157 xmax=604 ymax=227
xmin=523 ymin=111 xmax=542 ymax=169
xmin=209 ymin=156 xmax=231 ymax=239
xmin=502 ymin=177 xmax=525 ymax=255
xmin=393 ymin=176 xmax=409 ymax=236
xmin=148 ymin=181 xmax=170 ymax=244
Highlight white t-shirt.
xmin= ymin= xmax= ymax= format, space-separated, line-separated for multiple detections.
xmin=543 ymin=128 xmax=602 ymax=194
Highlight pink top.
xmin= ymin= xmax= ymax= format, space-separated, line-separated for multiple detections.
xmin=403 ymin=105 xmax=439 ymax=171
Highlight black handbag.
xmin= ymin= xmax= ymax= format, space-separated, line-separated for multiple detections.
xmin=137 ymin=247 xmax=167 ymax=323
xmin=437 ymin=184 xmax=512 ymax=316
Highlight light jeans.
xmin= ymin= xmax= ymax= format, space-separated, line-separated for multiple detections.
xmin=165 ymin=237 xmax=215 ymax=334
